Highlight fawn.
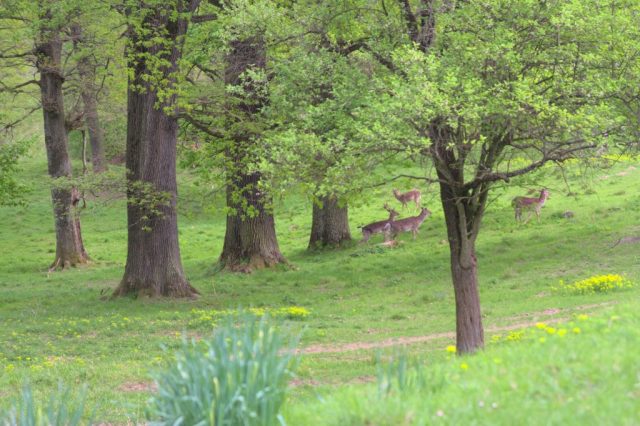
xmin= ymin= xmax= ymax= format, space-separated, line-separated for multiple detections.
xmin=389 ymin=207 xmax=432 ymax=240
xmin=360 ymin=204 xmax=399 ymax=243
xmin=512 ymin=189 xmax=550 ymax=223
xmin=392 ymin=188 xmax=421 ymax=209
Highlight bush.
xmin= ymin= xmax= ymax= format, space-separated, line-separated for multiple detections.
xmin=147 ymin=314 xmax=298 ymax=426
xmin=0 ymin=384 xmax=88 ymax=426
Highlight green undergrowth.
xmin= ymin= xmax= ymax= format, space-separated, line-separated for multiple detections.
xmin=285 ymin=303 xmax=640 ymax=425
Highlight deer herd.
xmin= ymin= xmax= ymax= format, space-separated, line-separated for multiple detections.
xmin=361 ymin=187 xmax=550 ymax=243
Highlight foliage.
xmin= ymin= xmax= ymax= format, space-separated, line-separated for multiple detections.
xmin=0 ymin=139 xmax=30 ymax=206
xmin=147 ymin=314 xmax=299 ymax=426
xmin=0 ymin=384 xmax=88 ymax=426
xmin=554 ymin=274 xmax=635 ymax=295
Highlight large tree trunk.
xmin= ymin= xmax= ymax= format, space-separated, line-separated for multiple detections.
xmin=71 ymin=23 xmax=107 ymax=173
xmin=219 ymin=37 xmax=286 ymax=272
xmin=438 ymin=178 xmax=484 ymax=354
xmin=113 ymin=1 xmax=198 ymax=298
xmin=220 ymin=171 xmax=286 ymax=272
xmin=308 ymin=196 xmax=352 ymax=249
xmin=36 ymin=25 xmax=89 ymax=270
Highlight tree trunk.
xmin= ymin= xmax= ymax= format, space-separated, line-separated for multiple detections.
xmin=71 ymin=23 xmax=107 ymax=173
xmin=113 ymin=1 xmax=198 ymax=298
xmin=36 ymin=26 xmax=89 ymax=270
xmin=220 ymin=171 xmax=286 ymax=272
xmin=82 ymin=86 xmax=107 ymax=173
xmin=219 ymin=36 xmax=286 ymax=272
xmin=308 ymin=196 xmax=352 ymax=249
xmin=438 ymin=179 xmax=485 ymax=354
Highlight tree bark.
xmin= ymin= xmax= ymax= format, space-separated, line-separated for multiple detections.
xmin=431 ymin=126 xmax=485 ymax=354
xmin=82 ymin=85 xmax=107 ymax=173
xmin=219 ymin=36 xmax=286 ymax=272
xmin=308 ymin=195 xmax=352 ymax=249
xmin=71 ymin=23 xmax=107 ymax=173
xmin=437 ymin=171 xmax=485 ymax=354
xmin=113 ymin=1 xmax=199 ymax=298
xmin=220 ymin=171 xmax=286 ymax=272
xmin=36 ymin=24 xmax=89 ymax=270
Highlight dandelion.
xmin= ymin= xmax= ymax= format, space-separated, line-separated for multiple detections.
xmin=446 ymin=345 xmax=457 ymax=353
xmin=535 ymin=322 xmax=546 ymax=329
xmin=545 ymin=327 xmax=556 ymax=335
xmin=577 ymin=314 xmax=589 ymax=321
xmin=572 ymin=327 xmax=581 ymax=334
xmin=460 ymin=362 xmax=469 ymax=370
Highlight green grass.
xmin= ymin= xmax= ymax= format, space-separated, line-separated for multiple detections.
xmin=1 ymin=148 xmax=640 ymax=423
xmin=284 ymin=302 xmax=640 ymax=425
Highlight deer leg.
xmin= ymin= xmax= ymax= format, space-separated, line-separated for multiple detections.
xmin=524 ymin=210 xmax=534 ymax=224
xmin=361 ymin=230 xmax=370 ymax=243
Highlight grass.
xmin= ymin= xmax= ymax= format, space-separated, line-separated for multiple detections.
xmin=284 ymin=303 xmax=640 ymax=425
xmin=1 ymin=147 xmax=640 ymax=423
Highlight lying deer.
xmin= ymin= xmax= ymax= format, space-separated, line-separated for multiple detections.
xmin=389 ymin=207 xmax=432 ymax=240
xmin=392 ymin=188 xmax=421 ymax=209
xmin=360 ymin=204 xmax=399 ymax=243
xmin=512 ymin=189 xmax=550 ymax=223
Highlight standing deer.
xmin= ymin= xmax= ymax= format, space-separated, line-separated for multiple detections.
xmin=389 ymin=207 xmax=432 ymax=240
xmin=360 ymin=204 xmax=399 ymax=243
xmin=392 ymin=188 xmax=422 ymax=209
xmin=512 ymin=189 xmax=550 ymax=223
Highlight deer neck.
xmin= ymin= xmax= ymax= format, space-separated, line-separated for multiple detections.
xmin=539 ymin=192 xmax=548 ymax=204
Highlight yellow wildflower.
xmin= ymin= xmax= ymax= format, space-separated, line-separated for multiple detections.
xmin=460 ymin=362 xmax=469 ymax=370
xmin=446 ymin=345 xmax=457 ymax=353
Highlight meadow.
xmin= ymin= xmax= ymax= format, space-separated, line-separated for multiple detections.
xmin=1 ymin=150 xmax=640 ymax=423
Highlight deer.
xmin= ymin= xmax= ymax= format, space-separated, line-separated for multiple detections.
xmin=392 ymin=188 xmax=422 ymax=210
xmin=360 ymin=204 xmax=399 ymax=243
xmin=389 ymin=207 xmax=432 ymax=240
xmin=512 ymin=189 xmax=550 ymax=223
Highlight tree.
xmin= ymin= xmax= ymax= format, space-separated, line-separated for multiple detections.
xmin=0 ymin=2 xmax=91 ymax=269
xmin=362 ymin=0 xmax=613 ymax=352
xmin=217 ymin=36 xmax=287 ymax=271
xmin=113 ymin=0 xmax=201 ymax=297
xmin=70 ymin=22 xmax=107 ymax=173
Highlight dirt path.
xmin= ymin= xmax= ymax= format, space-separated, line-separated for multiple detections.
xmin=300 ymin=302 xmax=615 ymax=355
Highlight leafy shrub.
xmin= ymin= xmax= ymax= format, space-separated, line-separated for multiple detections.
xmin=555 ymin=274 xmax=635 ymax=294
xmin=0 ymin=384 xmax=88 ymax=426
xmin=147 ymin=314 xmax=298 ymax=426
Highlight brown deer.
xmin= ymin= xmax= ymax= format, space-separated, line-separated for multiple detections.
xmin=392 ymin=188 xmax=421 ymax=209
xmin=512 ymin=189 xmax=550 ymax=223
xmin=360 ymin=204 xmax=399 ymax=243
xmin=389 ymin=207 xmax=432 ymax=240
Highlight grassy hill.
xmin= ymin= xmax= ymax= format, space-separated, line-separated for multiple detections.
xmin=1 ymin=149 xmax=639 ymax=423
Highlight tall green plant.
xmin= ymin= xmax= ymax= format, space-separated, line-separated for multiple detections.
xmin=0 ymin=384 xmax=88 ymax=426
xmin=147 ymin=314 xmax=299 ymax=426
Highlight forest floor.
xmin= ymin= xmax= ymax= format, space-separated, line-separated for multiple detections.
xmin=1 ymin=150 xmax=640 ymax=423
